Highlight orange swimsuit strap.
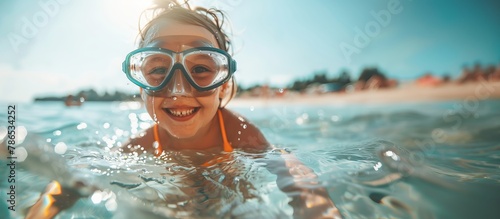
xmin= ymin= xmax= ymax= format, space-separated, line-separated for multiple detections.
xmin=217 ymin=109 xmax=233 ymax=152
xmin=153 ymin=109 xmax=233 ymax=156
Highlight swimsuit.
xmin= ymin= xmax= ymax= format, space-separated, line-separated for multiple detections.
xmin=153 ymin=109 xmax=233 ymax=156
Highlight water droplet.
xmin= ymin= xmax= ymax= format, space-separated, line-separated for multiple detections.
xmin=91 ymin=191 xmax=103 ymax=204
xmin=238 ymin=131 xmax=241 ymax=135
xmin=331 ymin=115 xmax=340 ymax=122
xmin=152 ymin=97 xmax=158 ymax=122
xmin=278 ymin=88 xmax=284 ymax=93
xmin=76 ymin=123 xmax=87 ymax=130
xmin=16 ymin=126 xmax=27 ymax=144
xmin=242 ymin=124 xmax=247 ymax=129
xmin=54 ymin=142 xmax=67 ymax=154
xmin=383 ymin=150 xmax=400 ymax=161
xmin=172 ymin=96 xmax=178 ymax=101
xmin=295 ymin=117 xmax=304 ymax=125
xmin=15 ymin=147 xmax=28 ymax=162
xmin=53 ymin=130 xmax=62 ymax=136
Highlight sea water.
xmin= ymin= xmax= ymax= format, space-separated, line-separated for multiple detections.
xmin=1 ymin=99 xmax=499 ymax=218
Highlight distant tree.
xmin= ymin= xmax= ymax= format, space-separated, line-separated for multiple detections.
xmin=338 ymin=70 xmax=351 ymax=84
xmin=358 ymin=68 xmax=387 ymax=82
xmin=442 ymin=73 xmax=451 ymax=82
xmin=34 ymin=88 xmax=140 ymax=102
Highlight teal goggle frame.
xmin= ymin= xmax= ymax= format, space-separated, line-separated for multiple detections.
xmin=122 ymin=47 xmax=237 ymax=92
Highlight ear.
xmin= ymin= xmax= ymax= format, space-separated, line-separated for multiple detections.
xmin=219 ymin=82 xmax=229 ymax=100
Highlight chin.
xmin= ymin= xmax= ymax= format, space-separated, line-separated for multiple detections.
xmin=166 ymin=128 xmax=198 ymax=139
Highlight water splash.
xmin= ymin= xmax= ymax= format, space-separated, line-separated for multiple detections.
xmin=152 ymin=96 xmax=158 ymax=122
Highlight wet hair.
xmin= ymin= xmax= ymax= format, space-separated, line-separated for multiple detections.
xmin=137 ymin=0 xmax=236 ymax=107
xmin=138 ymin=0 xmax=232 ymax=53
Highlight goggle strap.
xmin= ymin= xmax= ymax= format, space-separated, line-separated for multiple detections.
xmin=231 ymin=60 xmax=237 ymax=72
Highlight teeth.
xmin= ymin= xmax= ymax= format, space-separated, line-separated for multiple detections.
xmin=168 ymin=108 xmax=196 ymax=117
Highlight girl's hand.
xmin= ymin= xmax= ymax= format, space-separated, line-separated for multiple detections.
xmin=26 ymin=181 xmax=82 ymax=219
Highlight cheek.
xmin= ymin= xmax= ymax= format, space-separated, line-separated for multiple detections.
xmin=199 ymin=90 xmax=222 ymax=109
xmin=143 ymin=96 xmax=163 ymax=116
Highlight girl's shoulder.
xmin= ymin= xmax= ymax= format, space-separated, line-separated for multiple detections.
xmin=220 ymin=108 xmax=269 ymax=151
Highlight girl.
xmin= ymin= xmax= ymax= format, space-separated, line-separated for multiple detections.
xmin=124 ymin=2 xmax=341 ymax=216
xmin=121 ymin=1 xmax=268 ymax=156
xmin=27 ymin=1 xmax=341 ymax=218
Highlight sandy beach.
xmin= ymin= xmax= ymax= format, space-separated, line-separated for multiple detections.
xmin=228 ymin=81 xmax=500 ymax=107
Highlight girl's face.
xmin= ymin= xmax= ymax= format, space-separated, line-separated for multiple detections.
xmin=141 ymin=21 xmax=225 ymax=139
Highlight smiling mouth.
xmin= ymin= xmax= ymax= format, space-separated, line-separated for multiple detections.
xmin=164 ymin=107 xmax=200 ymax=117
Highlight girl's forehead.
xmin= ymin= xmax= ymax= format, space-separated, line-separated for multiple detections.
xmin=144 ymin=21 xmax=218 ymax=48
xmin=146 ymin=35 xmax=215 ymax=50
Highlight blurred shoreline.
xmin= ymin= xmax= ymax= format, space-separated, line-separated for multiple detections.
xmin=228 ymin=81 xmax=500 ymax=107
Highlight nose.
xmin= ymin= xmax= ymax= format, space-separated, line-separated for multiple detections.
xmin=164 ymin=70 xmax=193 ymax=97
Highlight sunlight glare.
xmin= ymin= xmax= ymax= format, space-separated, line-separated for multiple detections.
xmin=104 ymin=0 xmax=152 ymax=30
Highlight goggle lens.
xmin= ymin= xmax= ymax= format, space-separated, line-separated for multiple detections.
xmin=183 ymin=51 xmax=229 ymax=88
xmin=129 ymin=51 xmax=173 ymax=87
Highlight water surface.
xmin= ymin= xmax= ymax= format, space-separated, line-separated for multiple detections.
xmin=1 ymin=100 xmax=499 ymax=218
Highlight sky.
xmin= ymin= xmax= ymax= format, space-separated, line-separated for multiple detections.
xmin=0 ymin=0 xmax=499 ymax=103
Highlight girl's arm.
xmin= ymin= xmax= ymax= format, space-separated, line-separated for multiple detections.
xmin=224 ymin=110 xmax=342 ymax=218
xmin=266 ymin=149 xmax=342 ymax=218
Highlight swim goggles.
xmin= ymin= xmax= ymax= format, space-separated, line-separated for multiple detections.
xmin=122 ymin=47 xmax=237 ymax=92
